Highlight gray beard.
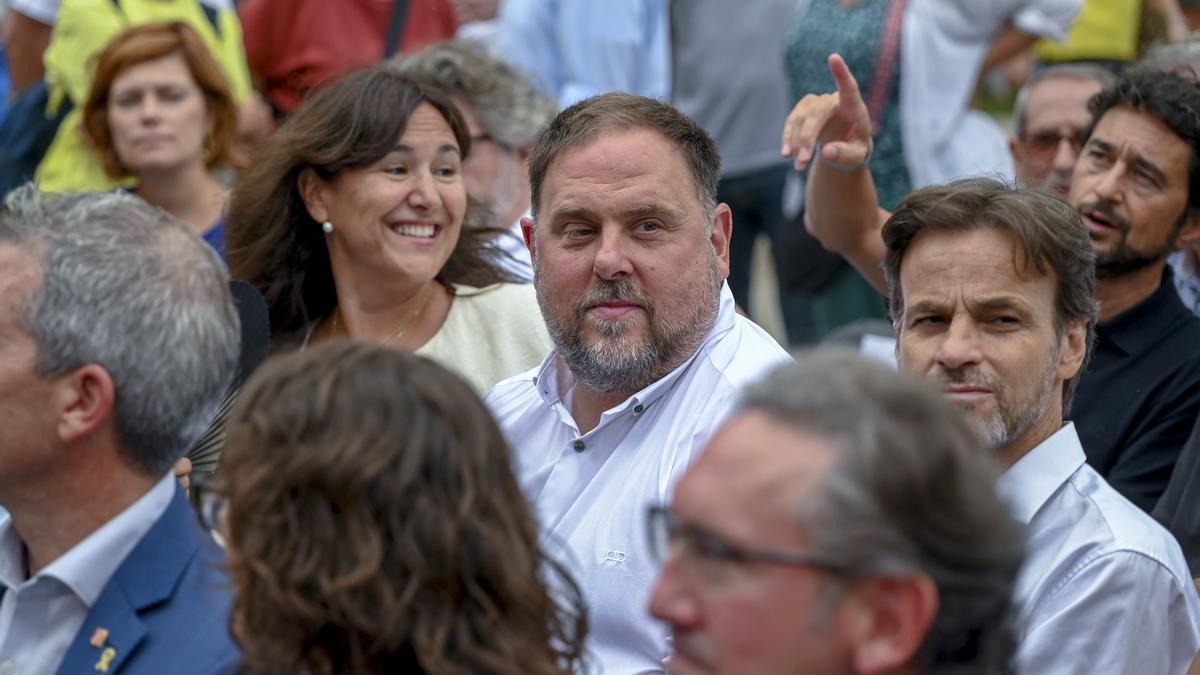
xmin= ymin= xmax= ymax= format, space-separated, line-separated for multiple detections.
xmin=535 ymin=263 xmax=723 ymax=396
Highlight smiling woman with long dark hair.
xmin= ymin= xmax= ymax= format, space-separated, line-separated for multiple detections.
xmin=226 ymin=67 xmax=550 ymax=393
xmin=219 ymin=341 xmax=588 ymax=675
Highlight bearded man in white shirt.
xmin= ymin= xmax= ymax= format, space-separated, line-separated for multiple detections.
xmin=881 ymin=178 xmax=1200 ymax=675
xmin=486 ymin=92 xmax=791 ymax=673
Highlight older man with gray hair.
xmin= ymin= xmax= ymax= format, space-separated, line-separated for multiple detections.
xmin=391 ymin=39 xmax=558 ymax=281
xmin=0 ymin=188 xmax=240 ymax=673
xmin=649 ymin=350 xmax=1025 ymax=675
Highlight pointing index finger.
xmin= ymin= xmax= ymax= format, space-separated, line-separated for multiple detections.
xmin=828 ymin=53 xmax=864 ymax=108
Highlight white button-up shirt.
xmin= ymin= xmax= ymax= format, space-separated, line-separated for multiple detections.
xmin=486 ymin=283 xmax=791 ymax=673
xmin=998 ymin=423 xmax=1200 ymax=674
xmin=0 ymin=472 xmax=175 ymax=675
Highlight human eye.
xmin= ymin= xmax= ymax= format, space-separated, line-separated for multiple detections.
xmin=1134 ymin=170 xmax=1160 ymax=190
xmin=909 ymin=314 xmax=945 ymax=329
xmin=159 ymin=86 xmax=187 ymax=103
xmin=633 ymin=219 xmax=664 ymax=235
xmin=988 ymin=314 xmax=1021 ymax=328
xmin=562 ymin=224 xmax=596 ymax=241
xmin=434 ymin=162 xmax=460 ymax=178
xmin=114 ymin=91 xmax=141 ymax=108
xmin=383 ymin=163 xmax=409 ymax=176
xmin=1084 ymin=146 xmax=1112 ymax=165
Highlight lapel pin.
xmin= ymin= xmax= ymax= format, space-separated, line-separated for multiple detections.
xmin=89 ymin=627 xmax=109 ymax=648
xmin=94 ymin=647 xmax=116 ymax=672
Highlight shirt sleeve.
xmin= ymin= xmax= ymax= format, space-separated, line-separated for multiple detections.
xmin=8 ymin=0 xmax=60 ymax=24
xmin=1011 ymin=0 xmax=1082 ymax=41
xmin=1017 ymin=550 xmax=1200 ymax=675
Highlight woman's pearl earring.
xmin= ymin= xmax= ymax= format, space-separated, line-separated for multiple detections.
xmin=321 ymin=221 xmax=334 ymax=234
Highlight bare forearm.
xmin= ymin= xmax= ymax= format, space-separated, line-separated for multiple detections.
xmin=2 ymin=12 xmax=52 ymax=94
xmin=981 ymin=25 xmax=1038 ymax=74
xmin=804 ymin=160 xmax=890 ymax=293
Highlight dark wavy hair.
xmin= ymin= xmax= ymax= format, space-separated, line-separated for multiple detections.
xmin=226 ymin=67 xmax=517 ymax=337
xmin=221 ymin=341 xmax=587 ymax=675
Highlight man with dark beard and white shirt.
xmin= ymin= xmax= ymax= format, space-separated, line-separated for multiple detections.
xmin=486 ymin=93 xmax=790 ymax=673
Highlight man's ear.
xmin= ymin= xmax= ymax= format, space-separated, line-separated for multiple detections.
xmin=521 ymin=215 xmax=537 ymax=264
xmin=297 ymin=168 xmax=330 ymax=224
xmin=1176 ymin=209 xmax=1200 ymax=250
xmin=843 ymin=576 xmax=938 ymax=675
xmin=710 ymin=203 xmax=733 ymax=280
xmin=1056 ymin=317 xmax=1089 ymax=383
xmin=1009 ymin=136 xmax=1023 ymax=168
xmin=54 ymin=364 xmax=116 ymax=445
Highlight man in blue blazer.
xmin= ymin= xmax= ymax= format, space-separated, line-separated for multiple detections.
xmin=0 ymin=187 xmax=241 ymax=673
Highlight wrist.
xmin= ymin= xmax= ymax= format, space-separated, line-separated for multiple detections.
xmin=815 ymin=138 xmax=873 ymax=172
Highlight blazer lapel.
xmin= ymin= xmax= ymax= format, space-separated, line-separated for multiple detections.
xmin=54 ymin=486 xmax=203 ymax=674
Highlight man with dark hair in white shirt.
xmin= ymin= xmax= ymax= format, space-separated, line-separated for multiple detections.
xmin=486 ymin=92 xmax=790 ymax=673
xmin=881 ymin=178 xmax=1200 ymax=674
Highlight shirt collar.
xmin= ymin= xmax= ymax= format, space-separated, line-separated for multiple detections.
xmin=996 ymin=422 xmax=1086 ymax=524
xmin=0 ymin=472 xmax=176 ymax=606
xmin=1098 ymin=266 xmax=1185 ymax=356
xmin=531 ymin=281 xmax=739 ymax=416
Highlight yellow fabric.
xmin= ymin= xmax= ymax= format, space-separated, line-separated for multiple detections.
xmin=36 ymin=0 xmax=251 ymax=192
xmin=1034 ymin=0 xmax=1142 ymax=63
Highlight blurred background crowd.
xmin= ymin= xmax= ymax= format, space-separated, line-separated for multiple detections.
xmin=3 ymin=0 xmax=1200 ymax=673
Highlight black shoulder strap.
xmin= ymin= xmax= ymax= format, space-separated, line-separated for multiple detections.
xmin=383 ymin=0 xmax=412 ymax=60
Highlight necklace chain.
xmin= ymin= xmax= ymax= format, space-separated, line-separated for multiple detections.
xmin=331 ymin=285 xmax=436 ymax=347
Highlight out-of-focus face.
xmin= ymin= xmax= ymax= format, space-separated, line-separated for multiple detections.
xmin=648 ymin=412 xmax=857 ymax=675
xmin=107 ymin=52 xmax=212 ymax=175
xmin=0 ymin=246 xmax=59 ymax=495
xmin=1070 ymin=106 xmax=1199 ymax=280
xmin=527 ymin=128 xmax=730 ymax=395
xmin=456 ymin=99 xmax=528 ymax=224
xmin=895 ymin=228 xmax=1085 ymax=460
xmin=1013 ymin=77 xmax=1104 ymax=197
xmin=303 ymin=102 xmax=467 ymax=288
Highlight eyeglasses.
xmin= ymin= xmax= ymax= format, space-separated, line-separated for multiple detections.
xmin=189 ymin=473 xmax=228 ymax=548
xmin=1022 ymin=130 xmax=1088 ymax=160
xmin=646 ymin=505 xmax=848 ymax=579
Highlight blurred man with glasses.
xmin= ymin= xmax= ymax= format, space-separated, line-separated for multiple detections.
xmin=649 ymin=350 xmax=1025 ymax=675
xmin=1009 ymin=64 xmax=1114 ymax=198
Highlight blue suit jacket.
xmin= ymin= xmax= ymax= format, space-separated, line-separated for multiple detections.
xmin=54 ymin=485 xmax=240 ymax=674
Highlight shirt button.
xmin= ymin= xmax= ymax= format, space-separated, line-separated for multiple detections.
xmin=1 ymin=659 xmax=16 ymax=675
xmin=573 ymin=440 xmax=586 ymax=452
xmin=633 ymin=404 xmax=645 ymax=414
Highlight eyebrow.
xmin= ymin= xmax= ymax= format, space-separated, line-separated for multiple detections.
xmin=550 ymin=204 xmax=601 ymax=222
xmin=1089 ymin=138 xmax=1167 ymax=184
xmin=905 ymin=296 xmax=1032 ymax=316
xmin=392 ymin=143 xmax=461 ymax=157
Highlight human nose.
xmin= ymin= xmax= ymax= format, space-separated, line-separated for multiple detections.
xmin=593 ymin=227 xmax=634 ymax=280
xmin=1052 ymin=137 xmax=1078 ymax=175
xmin=935 ymin=318 xmax=983 ymax=371
xmin=648 ymin=552 xmax=701 ymax=628
xmin=406 ymin=168 xmax=440 ymax=212
xmin=1090 ymin=164 xmax=1125 ymax=205
xmin=138 ymin=96 xmax=162 ymax=123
